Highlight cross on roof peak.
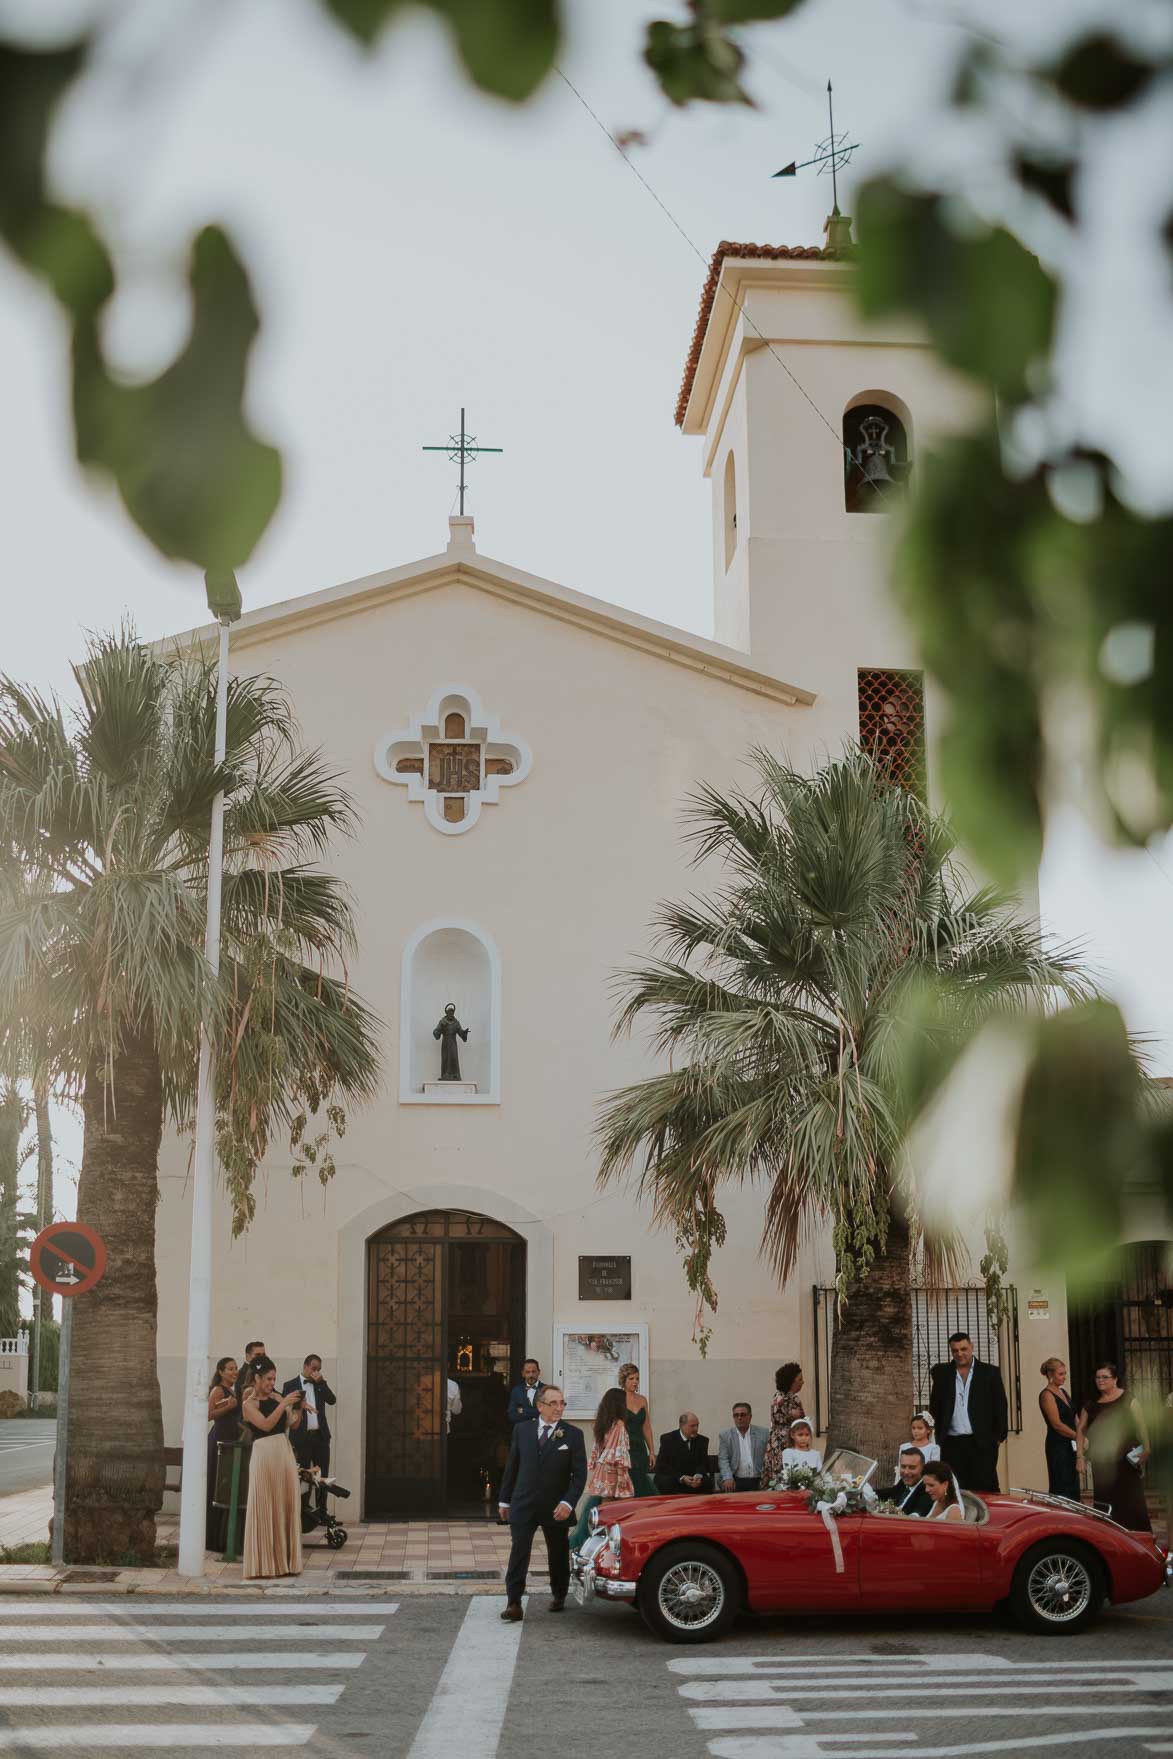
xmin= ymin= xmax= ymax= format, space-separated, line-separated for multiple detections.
xmin=422 ymin=407 xmax=503 ymax=517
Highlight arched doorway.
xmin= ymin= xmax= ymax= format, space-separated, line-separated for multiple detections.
xmin=365 ymin=1209 xmax=526 ymax=1516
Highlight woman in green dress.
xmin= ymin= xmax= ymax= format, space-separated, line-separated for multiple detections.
xmin=619 ymin=1362 xmax=657 ymax=1496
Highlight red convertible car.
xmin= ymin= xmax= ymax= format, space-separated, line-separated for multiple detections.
xmin=571 ymin=1456 xmax=1168 ymax=1643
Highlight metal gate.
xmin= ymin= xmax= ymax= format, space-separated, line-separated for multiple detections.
xmin=1069 ymin=1241 xmax=1173 ymax=1408
xmin=365 ymin=1209 xmax=525 ymax=1516
xmin=811 ymin=1283 xmax=1022 ymax=1435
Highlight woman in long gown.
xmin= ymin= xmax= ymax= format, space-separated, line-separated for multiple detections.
xmin=618 ymin=1363 xmax=657 ymax=1496
xmin=1077 ymin=1361 xmax=1151 ymax=1533
xmin=205 ymin=1357 xmax=240 ymax=1551
xmin=241 ymin=1356 xmax=304 ymax=1579
xmin=1038 ymin=1356 xmax=1080 ymax=1500
xmin=570 ymin=1387 xmax=634 ymax=1549
xmin=761 ymin=1362 xmax=805 ymax=1489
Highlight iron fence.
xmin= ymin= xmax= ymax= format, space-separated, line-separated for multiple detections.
xmin=811 ymin=1283 xmax=1022 ymax=1436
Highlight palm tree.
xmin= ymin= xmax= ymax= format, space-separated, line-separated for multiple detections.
xmin=598 ymin=751 xmax=1090 ymax=1472
xmin=0 ymin=631 xmax=380 ymax=1561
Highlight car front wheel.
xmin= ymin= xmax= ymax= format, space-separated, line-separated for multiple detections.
xmin=640 ymin=1542 xmax=741 ymax=1644
xmin=1009 ymin=1539 xmax=1105 ymax=1635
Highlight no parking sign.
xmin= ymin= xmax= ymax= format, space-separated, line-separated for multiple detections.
xmin=30 ymin=1222 xmax=107 ymax=1298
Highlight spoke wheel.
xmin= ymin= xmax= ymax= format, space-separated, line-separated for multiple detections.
xmin=1011 ymin=1540 xmax=1104 ymax=1635
xmin=658 ymin=1559 xmax=726 ymax=1632
xmin=1026 ymin=1553 xmax=1092 ymax=1624
xmin=641 ymin=1543 xmax=740 ymax=1644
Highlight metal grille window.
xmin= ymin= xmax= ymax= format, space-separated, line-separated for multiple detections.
xmin=811 ymin=1284 xmax=1022 ymax=1436
xmin=858 ymin=667 xmax=926 ymax=796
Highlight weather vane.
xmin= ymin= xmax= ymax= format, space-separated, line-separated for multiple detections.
xmin=422 ymin=408 xmax=502 ymax=517
xmin=772 ymin=80 xmax=859 ymax=216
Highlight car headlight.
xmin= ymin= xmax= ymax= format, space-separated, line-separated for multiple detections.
xmin=588 ymin=1506 xmax=600 ymax=1533
xmin=607 ymin=1522 xmax=623 ymax=1560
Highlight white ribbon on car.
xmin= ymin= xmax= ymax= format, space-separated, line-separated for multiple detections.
xmin=815 ymin=1491 xmax=848 ymax=1573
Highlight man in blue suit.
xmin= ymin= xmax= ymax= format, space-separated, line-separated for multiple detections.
xmin=507 ymin=1358 xmax=546 ymax=1426
xmin=498 ymin=1385 xmax=587 ymax=1620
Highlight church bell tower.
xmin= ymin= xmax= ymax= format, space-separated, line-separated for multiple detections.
xmin=674 ymin=235 xmax=975 ymax=762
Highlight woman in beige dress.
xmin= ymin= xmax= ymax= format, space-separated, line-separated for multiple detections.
xmin=241 ymin=1356 xmax=303 ymax=1579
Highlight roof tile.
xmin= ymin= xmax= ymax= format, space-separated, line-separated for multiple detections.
xmin=675 ymin=240 xmax=849 ymax=427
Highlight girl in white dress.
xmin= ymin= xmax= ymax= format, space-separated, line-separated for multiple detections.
xmin=921 ymin=1461 xmax=965 ymax=1522
xmin=899 ymin=1412 xmax=940 ymax=1464
xmin=780 ymin=1419 xmax=823 ymax=1472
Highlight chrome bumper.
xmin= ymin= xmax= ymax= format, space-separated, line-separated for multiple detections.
xmin=571 ymin=1539 xmax=638 ymax=1603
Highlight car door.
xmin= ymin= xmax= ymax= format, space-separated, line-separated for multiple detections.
xmin=737 ymin=1499 xmax=864 ymax=1610
xmin=858 ymin=1511 xmax=986 ymax=1610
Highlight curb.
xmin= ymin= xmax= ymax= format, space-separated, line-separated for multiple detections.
xmin=0 ymin=1571 xmax=535 ymax=1599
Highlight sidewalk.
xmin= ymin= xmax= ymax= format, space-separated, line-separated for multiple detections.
xmin=0 ymin=1484 xmax=537 ymax=1596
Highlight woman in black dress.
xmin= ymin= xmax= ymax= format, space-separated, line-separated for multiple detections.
xmin=1037 ymin=1356 xmax=1080 ymax=1499
xmin=1076 ymin=1360 xmax=1152 ymax=1533
xmin=205 ymin=1357 xmax=240 ymax=1550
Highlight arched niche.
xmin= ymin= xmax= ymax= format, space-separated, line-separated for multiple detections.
xmin=400 ymin=917 xmax=501 ymax=1104
xmin=722 ymin=450 xmax=738 ymax=571
xmin=843 ymin=391 xmax=913 ymax=513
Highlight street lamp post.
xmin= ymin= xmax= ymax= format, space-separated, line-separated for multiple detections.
xmin=177 ymin=569 xmax=242 ymax=1578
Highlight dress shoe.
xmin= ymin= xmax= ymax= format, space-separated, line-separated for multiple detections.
xmin=548 ymin=1596 xmax=565 ymax=1612
xmin=500 ymin=1602 xmax=523 ymax=1622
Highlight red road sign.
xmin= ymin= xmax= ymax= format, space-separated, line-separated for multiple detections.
xmin=30 ymin=1222 xmax=107 ymax=1299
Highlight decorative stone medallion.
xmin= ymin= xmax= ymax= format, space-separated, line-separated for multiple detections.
xmin=373 ymin=684 xmax=531 ymax=835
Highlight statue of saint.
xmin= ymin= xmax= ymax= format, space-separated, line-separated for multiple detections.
xmin=433 ymin=1002 xmax=469 ymax=1081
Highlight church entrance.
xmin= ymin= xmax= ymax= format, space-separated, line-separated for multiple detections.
xmin=365 ymin=1209 xmax=526 ymax=1517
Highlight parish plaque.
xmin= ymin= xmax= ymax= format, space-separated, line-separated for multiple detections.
xmin=578 ymin=1255 xmax=632 ymax=1301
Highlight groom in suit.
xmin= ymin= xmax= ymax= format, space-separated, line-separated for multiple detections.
xmin=876 ymin=1448 xmax=933 ymax=1517
xmin=498 ymin=1385 xmax=587 ymax=1620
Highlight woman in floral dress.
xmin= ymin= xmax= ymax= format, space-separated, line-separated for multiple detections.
xmin=761 ymin=1361 xmax=805 ymax=1488
xmin=569 ymin=1387 xmax=633 ymax=1548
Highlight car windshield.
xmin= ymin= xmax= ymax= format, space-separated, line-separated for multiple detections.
xmin=822 ymin=1447 xmax=877 ymax=1486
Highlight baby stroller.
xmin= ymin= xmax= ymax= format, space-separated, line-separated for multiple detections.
xmin=298 ymin=1468 xmax=351 ymax=1551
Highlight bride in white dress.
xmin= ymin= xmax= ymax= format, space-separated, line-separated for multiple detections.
xmin=921 ymin=1461 xmax=966 ymax=1522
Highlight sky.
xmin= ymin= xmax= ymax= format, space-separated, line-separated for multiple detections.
xmin=2 ymin=0 xmax=1171 ymax=1249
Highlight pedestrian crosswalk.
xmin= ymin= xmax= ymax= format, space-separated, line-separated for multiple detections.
xmin=668 ymin=1651 xmax=1173 ymax=1757
xmin=0 ymin=1597 xmax=398 ymax=1748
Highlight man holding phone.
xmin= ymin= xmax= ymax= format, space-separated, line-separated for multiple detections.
xmin=282 ymin=1355 xmax=336 ymax=1516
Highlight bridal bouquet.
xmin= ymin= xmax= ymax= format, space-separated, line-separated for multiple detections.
xmin=804 ymin=1480 xmax=878 ymax=1516
xmin=768 ymin=1464 xmax=837 ymax=1495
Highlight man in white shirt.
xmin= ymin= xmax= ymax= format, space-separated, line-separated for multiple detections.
xmin=717 ymin=1402 xmax=769 ymax=1491
xmin=281 ymin=1354 xmax=336 ymax=1514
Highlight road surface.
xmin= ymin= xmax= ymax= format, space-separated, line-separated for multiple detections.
xmin=0 ymin=1587 xmax=1167 ymax=1756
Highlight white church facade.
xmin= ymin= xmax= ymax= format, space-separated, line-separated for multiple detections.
xmin=154 ymin=241 xmax=1075 ymax=1513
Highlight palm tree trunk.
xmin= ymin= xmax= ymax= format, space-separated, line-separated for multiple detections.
xmin=0 ymin=1085 xmax=20 ymax=1339
xmin=60 ymin=1040 xmax=165 ymax=1563
xmin=827 ymin=1212 xmax=912 ymax=1483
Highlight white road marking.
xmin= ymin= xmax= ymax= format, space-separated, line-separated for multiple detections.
xmin=671 ymin=1650 xmax=1173 ymax=1759
xmin=706 ymin=1736 xmax=1173 ymax=1759
xmin=0 ymin=1439 xmax=54 ymax=1451
xmin=669 ymin=1655 xmax=1171 ymax=1675
xmin=0 ymin=1650 xmax=366 ymax=1671
xmin=405 ymin=1593 xmax=524 ymax=1759
xmin=0 ymin=1724 xmax=317 ymax=1748
xmin=0 ymin=1686 xmax=345 ymax=1707
xmin=6 ymin=1600 xmax=401 ymax=1616
xmin=691 ymin=1706 xmax=1173 ymax=1728
xmin=682 ymin=1678 xmax=1173 ymax=1700
xmin=0 ymin=1623 xmax=383 ymax=1642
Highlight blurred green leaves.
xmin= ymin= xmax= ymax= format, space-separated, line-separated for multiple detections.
xmin=856 ymin=186 xmax=1057 ymax=402
xmin=324 ymin=0 xmax=560 ymax=104
xmin=72 ymin=228 xmax=281 ymax=571
xmin=0 ymin=36 xmax=279 ymax=575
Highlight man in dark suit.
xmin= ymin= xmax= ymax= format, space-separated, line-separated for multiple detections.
xmin=507 ymin=1358 xmax=546 ymax=1427
xmin=282 ymin=1354 xmax=336 ymax=1516
xmin=929 ymin=1330 xmax=1008 ymax=1493
xmin=498 ymin=1385 xmax=587 ymax=1620
xmin=876 ymin=1447 xmax=933 ymax=1517
xmin=655 ymin=1411 xmax=711 ymax=1494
